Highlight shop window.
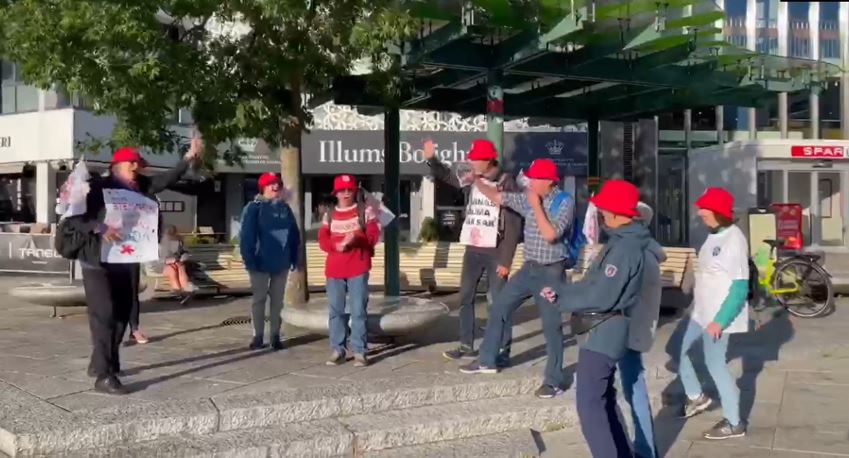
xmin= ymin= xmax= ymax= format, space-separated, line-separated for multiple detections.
xmin=1 ymin=61 xmax=39 ymax=114
xmin=159 ymin=201 xmax=186 ymax=213
xmin=788 ymin=171 xmax=812 ymax=246
xmin=818 ymin=173 xmax=843 ymax=246
xmin=757 ymin=170 xmax=785 ymax=209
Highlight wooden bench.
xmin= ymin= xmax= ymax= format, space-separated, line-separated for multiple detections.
xmin=140 ymin=244 xmax=249 ymax=300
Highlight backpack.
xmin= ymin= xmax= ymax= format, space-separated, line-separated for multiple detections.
xmin=747 ymin=257 xmax=760 ymax=301
xmin=54 ymin=218 xmax=95 ymax=260
xmin=549 ymin=191 xmax=587 ymax=269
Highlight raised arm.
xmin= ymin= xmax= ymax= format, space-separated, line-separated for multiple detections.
xmin=423 ymin=140 xmax=462 ymax=188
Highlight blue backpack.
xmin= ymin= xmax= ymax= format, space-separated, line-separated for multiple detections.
xmin=549 ymin=191 xmax=587 ymax=268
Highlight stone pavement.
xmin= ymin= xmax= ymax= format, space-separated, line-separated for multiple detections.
xmin=0 ymin=274 xmax=847 ymax=456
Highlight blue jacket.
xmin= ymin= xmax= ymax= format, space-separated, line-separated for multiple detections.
xmin=239 ymin=196 xmax=300 ymax=274
xmin=550 ymin=222 xmax=651 ymax=360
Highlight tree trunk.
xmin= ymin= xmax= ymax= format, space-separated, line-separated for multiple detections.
xmin=281 ymin=84 xmax=308 ymax=305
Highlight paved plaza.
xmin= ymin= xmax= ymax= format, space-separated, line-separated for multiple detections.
xmin=0 ymin=275 xmax=848 ymax=456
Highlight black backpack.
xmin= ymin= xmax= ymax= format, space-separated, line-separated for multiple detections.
xmin=54 ymin=218 xmax=95 ymax=260
xmin=747 ymin=257 xmax=760 ymax=301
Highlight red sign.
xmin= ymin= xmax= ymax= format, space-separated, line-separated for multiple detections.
xmin=791 ymin=145 xmax=847 ymax=159
xmin=770 ymin=203 xmax=803 ymax=249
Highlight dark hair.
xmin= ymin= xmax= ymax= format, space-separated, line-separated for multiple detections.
xmin=715 ymin=213 xmax=736 ymax=227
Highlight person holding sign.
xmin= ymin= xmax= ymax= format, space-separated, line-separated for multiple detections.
xmin=240 ymin=173 xmax=300 ymax=352
xmin=61 ymin=143 xmax=199 ymax=395
xmin=423 ymin=139 xmax=522 ymax=365
xmin=319 ymin=175 xmax=381 ymax=367
xmin=459 ymin=159 xmax=572 ymax=400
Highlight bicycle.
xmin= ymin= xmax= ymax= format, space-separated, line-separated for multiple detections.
xmin=751 ymin=239 xmax=834 ymax=318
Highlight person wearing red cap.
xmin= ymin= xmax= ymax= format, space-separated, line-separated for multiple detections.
xmin=460 ymin=158 xmax=573 ymax=400
xmin=423 ymin=139 xmax=522 ymax=364
xmin=676 ymin=187 xmax=749 ymax=440
xmin=318 ymin=174 xmax=381 ymax=367
xmin=59 ymin=139 xmax=201 ymax=395
xmin=538 ymin=179 xmax=654 ymax=458
xmin=240 ymin=172 xmax=300 ymax=351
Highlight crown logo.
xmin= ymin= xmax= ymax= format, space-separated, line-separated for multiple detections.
xmin=546 ymin=139 xmax=564 ymax=155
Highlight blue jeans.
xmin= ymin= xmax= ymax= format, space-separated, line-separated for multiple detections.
xmin=479 ymin=261 xmax=567 ymax=388
xmin=618 ymin=349 xmax=657 ymax=458
xmin=577 ymin=348 xmax=631 ymax=458
xmin=678 ymin=318 xmax=741 ymax=426
xmin=327 ymin=273 xmax=369 ymax=355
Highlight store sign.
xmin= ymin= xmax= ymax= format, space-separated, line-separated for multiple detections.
xmin=771 ymin=203 xmax=804 ymax=249
xmin=0 ymin=233 xmax=70 ymax=274
xmin=301 ymin=130 xmax=587 ymax=176
xmin=0 ymin=137 xmax=10 ymax=148
xmin=790 ymin=145 xmax=847 ymax=159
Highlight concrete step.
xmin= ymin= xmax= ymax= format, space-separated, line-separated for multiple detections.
xmin=4 ymin=371 xmax=544 ymax=457
xmin=54 ymin=396 xmax=570 ymax=458
xmin=362 ymin=429 xmax=540 ymax=457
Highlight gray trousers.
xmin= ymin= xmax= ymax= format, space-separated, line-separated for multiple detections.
xmin=249 ymin=271 xmax=288 ymax=340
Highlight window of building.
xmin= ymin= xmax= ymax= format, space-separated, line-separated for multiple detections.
xmin=1 ymin=61 xmax=39 ymax=114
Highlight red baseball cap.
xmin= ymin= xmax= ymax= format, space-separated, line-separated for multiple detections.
xmin=467 ymin=139 xmax=498 ymax=161
xmin=695 ymin=187 xmax=734 ymax=219
xmin=524 ymin=159 xmax=560 ymax=182
xmin=333 ymin=174 xmax=357 ymax=194
xmin=257 ymin=173 xmax=281 ymax=190
xmin=590 ymin=180 xmax=640 ymax=218
xmin=111 ymin=147 xmax=148 ymax=168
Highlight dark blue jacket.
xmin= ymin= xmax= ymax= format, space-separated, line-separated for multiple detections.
xmin=550 ymin=222 xmax=651 ymax=360
xmin=239 ymin=196 xmax=300 ymax=274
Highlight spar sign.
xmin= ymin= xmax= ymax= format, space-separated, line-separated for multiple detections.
xmin=790 ymin=145 xmax=848 ymax=159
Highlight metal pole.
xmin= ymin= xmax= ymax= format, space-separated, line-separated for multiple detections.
xmin=588 ymin=118 xmax=600 ymax=193
xmin=383 ymin=107 xmax=401 ymax=297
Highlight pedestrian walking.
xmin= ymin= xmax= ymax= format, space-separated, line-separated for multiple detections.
xmin=540 ymin=179 xmax=652 ymax=458
xmin=319 ymin=174 xmax=381 ymax=367
xmin=459 ymin=158 xmax=573 ymax=399
xmin=239 ymin=173 xmax=300 ymax=351
xmin=60 ymin=144 xmax=197 ymax=394
xmin=677 ymin=187 xmax=749 ymax=440
xmin=423 ymin=139 xmax=522 ymax=364
xmin=618 ymin=201 xmax=665 ymax=458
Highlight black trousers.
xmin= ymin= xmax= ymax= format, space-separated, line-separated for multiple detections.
xmin=83 ymin=263 xmax=135 ymax=378
xmin=128 ymin=264 xmax=141 ymax=331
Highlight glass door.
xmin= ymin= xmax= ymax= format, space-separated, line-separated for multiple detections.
xmin=657 ymin=153 xmax=687 ymax=246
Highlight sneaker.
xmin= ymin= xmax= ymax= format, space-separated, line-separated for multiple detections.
xmin=535 ymin=384 xmax=565 ymax=399
xmin=442 ymin=346 xmax=478 ymax=360
xmin=131 ymin=330 xmax=149 ymax=344
xmin=270 ymin=337 xmax=285 ymax=351
xmin=326 ymin=350 xmax=346 ymax=366
xmin=353 ymin=353 xmax=370 ymax=367
xmin=681 ymin=393 xmax=713 ymax=418
xmin=458 ymin=361 xmax=498 ymax=375
xmin=248 ymin=337 xmax=266 ymax=350
xmin=703 ymin=419 xmax=747 ymax=440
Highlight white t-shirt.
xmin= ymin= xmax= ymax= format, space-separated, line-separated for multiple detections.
xmin=693 ymin=225 xmax=750 ymax=334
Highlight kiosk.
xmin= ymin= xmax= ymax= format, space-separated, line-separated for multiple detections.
xmin=689 ymin=139 xmax=849 ymax=292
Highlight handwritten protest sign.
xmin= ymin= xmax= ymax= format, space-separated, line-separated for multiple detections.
xmin=459 ymin=181 xmax=499 ymax=248
xmin=100 ymin=189 xmax=160 ymax=264
xmin=362 ymin=189 xmax=396 ymax=227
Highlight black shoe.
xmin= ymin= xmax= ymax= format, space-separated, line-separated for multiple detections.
xmin=458 ymin=361 xmax=498 ymax=375
xmin=270 ymin=337 xmax=285 ymax=351
xmin=703 ymin=419 xmax=747 ymax=440
xmin=495 ymin=353 xmax=511 ymax=369
xmin=249 ymin=337 xmax=266 ymax=350
xmin=535 ymin=384 xmax=565 ymax=399
xmin=681 ymin=393 xmax=713 ymax=418
xmin=443 ymin=346 xmax=478 ymax=360
xmin=94 ymin=376 xmax=127 ymax=395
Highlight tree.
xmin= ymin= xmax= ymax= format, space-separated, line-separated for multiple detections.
xmin=0 ymin=0 xmax=415 ymax=304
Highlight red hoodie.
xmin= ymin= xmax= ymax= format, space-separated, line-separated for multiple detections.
xmin=318 ymin=205 xmax=381 ymax=279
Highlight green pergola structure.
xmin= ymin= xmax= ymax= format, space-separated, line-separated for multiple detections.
xmin=331 ymin=0 xmax=841 ymax=295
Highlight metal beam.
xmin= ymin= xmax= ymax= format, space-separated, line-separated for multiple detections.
xmin=402 ymin=22 xmax=467 ymax=67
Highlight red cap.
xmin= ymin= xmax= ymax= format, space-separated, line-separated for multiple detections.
xmin=111 ymin=147 xmax=147 ymax=167
xmin=257 ymin=173 xmax=280 ymax=190
xmin=695 ymin=187 xmax=734 ymax=219
xmin=524 ymin=159 xmax=560 ymax=182
xmin=467 ymin=139 xmax=498 ymax=161
xmin=333 ymin=174 xmax=357 ymax=194
xmin=590 ymin=180 xmax=640 ymax=218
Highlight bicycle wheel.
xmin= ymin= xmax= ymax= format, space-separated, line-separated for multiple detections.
xmin=771 ymin=258 xmax=834 ymax=318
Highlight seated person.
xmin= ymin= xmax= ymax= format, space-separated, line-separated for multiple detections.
xmin=160 ymin=225 xmax=195 ymax=298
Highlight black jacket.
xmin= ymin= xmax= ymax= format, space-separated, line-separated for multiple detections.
xmin=64 ymin=160 xmax=190 ymax=266
xmin=426 ymin=158 xmax=523 ymax=268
